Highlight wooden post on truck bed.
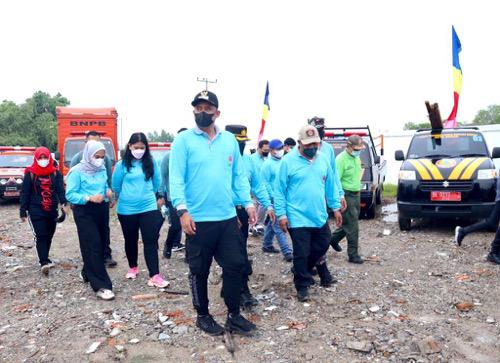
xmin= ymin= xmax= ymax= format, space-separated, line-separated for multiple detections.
xmin=425 ymin=101 xmax=443 ymax=130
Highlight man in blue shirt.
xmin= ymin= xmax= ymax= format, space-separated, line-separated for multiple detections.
xmin=260 ymin=139 xmax=293 ymax=261
xmin=226 ymin=124 xmax=276 ymax=308
xmin=275 ymin=125 xmax=343 ymax=302
xmin=169 ymin=91 xmax=258 ymax=336
xmin=249 ymin=139 xmax=270 ymax=235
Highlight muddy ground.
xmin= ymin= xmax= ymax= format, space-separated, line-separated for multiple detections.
xmin=0 ymin=199 xmax=499 ymax=363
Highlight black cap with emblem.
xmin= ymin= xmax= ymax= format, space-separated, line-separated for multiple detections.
xmin=191 ymin=90 xmax=219 ymax=108
xmin=225 ymin=124 xmax=250 ymax=141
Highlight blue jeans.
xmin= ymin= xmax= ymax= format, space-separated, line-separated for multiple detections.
xmin=263 ymin=219 xmax=292 ymax=255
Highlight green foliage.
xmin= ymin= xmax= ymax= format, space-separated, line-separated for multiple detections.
xmin=472 ymin=105 xmax=500 ymax=125
xmin=147 ymin=129 xmax=174 ymax=142
xmin=403 ymin=121 xmax=431 ymax=130
xmin=0 ymin=91 xmax=70 ymax=151
xmin=383 ymin=183 xmax=397 ymax=198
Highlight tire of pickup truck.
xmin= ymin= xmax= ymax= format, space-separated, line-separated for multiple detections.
xmin=398 ymin=216 xmax=411 ymax=231
xmin=376 ymin=185 xmax=382 ymax=205
xmin=365 ymin=200 xmax=376 ymax=219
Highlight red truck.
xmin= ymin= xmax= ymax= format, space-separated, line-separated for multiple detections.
xmin=0 ymin=146 xmax=36 ymax=200
xmin=149 ymin=142 xmax=171 ymax=164
xmin=56 ymin=107 xmax=118 ymax=175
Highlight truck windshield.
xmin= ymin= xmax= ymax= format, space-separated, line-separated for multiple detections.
xmin=64 ymin=140 xmax=116 ymax=167
xmin=331 ymin=141 xmax=371 ymax=167
xmin=407 ymin=132 xmax=489 ymax=159
xmin=0 ymin=155 xmax=34 ymax=168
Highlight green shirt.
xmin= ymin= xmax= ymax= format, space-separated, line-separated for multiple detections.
xmin=336 ymin=150 xmax=362 ymax=192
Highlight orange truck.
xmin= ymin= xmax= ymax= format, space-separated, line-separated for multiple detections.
xmin=56 ymin=107 xmax=119 ymax=175
xmin=0 ymin=146 xmax=36 ymax=200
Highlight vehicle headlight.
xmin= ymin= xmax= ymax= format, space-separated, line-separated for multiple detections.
xmin=0 ymin=179 xmax=7 ymax=185
xmin=399 ymin=170 xmax=416 ymax=181
xmin=477 ymin=169 xmax=496 ymax=180
xmin=16 ymin=178 xmax=23 ymax=184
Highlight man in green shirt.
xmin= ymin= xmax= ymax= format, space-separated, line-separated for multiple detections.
xmin=330 ymin=135 xmax=365 ymax=264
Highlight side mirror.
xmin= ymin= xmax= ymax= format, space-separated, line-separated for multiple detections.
xmin=492 ymin=147 xmax=500 ymax=159
xmin=374 ymin=155 xmax=381 ymax=164
xmin=395 ymin=150 xmax=405 ymax=161
xmin=54 ymin=151 xmax=60 ymax=161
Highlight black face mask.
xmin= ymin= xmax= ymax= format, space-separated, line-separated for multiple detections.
xmin=262 ymin=151 xmax=270 ymax=157
xmin=318 ymin=128 xmax=325 ymax=140
xmin=238 ymin=142 xmax=246 ymax=155
xmin=302 ymin=147 xmax=318 ymax=159
xmin=194 ymin=112 xmax=214 ymax=128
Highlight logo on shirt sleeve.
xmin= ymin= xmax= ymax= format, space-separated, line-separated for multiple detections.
xmin=322 ymin=175 xmax=326 ymax=184
xmin=228 ymin=155 xmax=233 ymax=166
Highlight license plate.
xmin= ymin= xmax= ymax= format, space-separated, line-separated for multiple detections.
xmin=4 ymin=191 xmax=20 ymax=197
xmin=431 ymin=191 xmax=461 ymax=201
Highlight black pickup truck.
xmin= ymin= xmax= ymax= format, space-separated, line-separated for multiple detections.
xmin=324 ymin=126 xmax=387 ymax=218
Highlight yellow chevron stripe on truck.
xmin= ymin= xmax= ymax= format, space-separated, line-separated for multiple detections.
xmin=420 ymin=159 xmax=444 ymax=180
xmin=408 ymin=160 xmax=431 ymax=180
xmin=448 ymin=158 xmax=474 ymax=180
xmin=460 ymin=158 xmax=487 ymax=180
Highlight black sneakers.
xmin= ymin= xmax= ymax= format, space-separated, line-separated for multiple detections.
xmin=487 ymin=252 xmax=500 ymax=264
xmin=348 ymin=255 xmax=364 ymax=264
xmin=284 ymin=253 xmax=293 ymax=262
xmin=330 ymin=239 xmax=343 ymax=252
xmin=225 ymin=313 xmax=256 ymax=335
xmin=196 ymin=314 xmax=224 ymax=336
xmin=454 ymin=226 xmax=465 ymax=246
xmin=297 ymin=288 xmax=309 ymax=302
xmin=316 ymin=263 xmax=337 ymax=287
xmin=262 ymin=246 xmax=280 ymax=254
xmin=240 ymin=290 xmax=259 ymax=308
xmin=104 ymin=257 xmax=117 ymax=268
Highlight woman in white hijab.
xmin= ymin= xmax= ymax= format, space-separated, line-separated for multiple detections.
xmin=66 ymin=140 xmax=115 ymax=300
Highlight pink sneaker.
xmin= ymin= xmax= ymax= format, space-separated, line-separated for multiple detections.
xmin=147 ymin=274 xmax=169 ymax=288
xmin=126 ymin=267 xmax=139 ymax=279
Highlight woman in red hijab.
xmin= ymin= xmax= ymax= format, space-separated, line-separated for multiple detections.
xmin=20 ymin=147 xmax=68 ymax=276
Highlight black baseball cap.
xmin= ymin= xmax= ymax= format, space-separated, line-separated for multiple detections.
xmin=191 ymin=90 xmax=219 ymax=108
xmin=225 ymin=124 xmax=250 ymax=141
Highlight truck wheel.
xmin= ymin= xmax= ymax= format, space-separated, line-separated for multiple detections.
xmin=366 ymin=202 xmax=376 ymax=219
xmin=376 ymin=186 xmax=383 ymax=205
xmin=398 ymin=216 xmax=411 ymax=231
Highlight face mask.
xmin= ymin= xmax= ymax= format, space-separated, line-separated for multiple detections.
xmin=37 ymin=159 xmax=49 ymax=168
xmin=303 ymin=147 xmax=318 ymax=159
xmin=131 ymin=149 xmax=145 ymax=159
xmin=194 ymin=112 xmax=214 ymax=128
xmin=238 ymin=142 xmax=246 ymax=155
xmin=351 ymin=150 xmax=361 ymax=157
xmin=317 ymin=128 xmax=325 ymax=140
xmin=91 ymin=157 xmax=104 ymax=168
xmin=274 ymin=150 xmax=284 ymax=159
xmin=262 ymin=151 xmax=269 ymax=158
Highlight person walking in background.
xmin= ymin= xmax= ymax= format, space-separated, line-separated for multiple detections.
xmin=170 ymin=90 xmax=257 ymax=336
xmin=275 ymin=125 xmax=342 ymax=302
xmin=283 ymin=137 xmax=296 ymax=154
xmin=66 ymin=141 xmax=115 ymax=300
xmin=226 ymin=124 xmax=275 ymax=308
xmin=260 ymin=139 xmax=293 ymax=261
xmin=249 ymin=139 xmax=270 ymax=236
xmin=158 ymin=129 xmax=187 ymax=259
xmin=112 ymin=132 xmax=168 ymax=288
xmin=20 ymin=147 xmax=69 ymax=276
xmin=70 ymin=130 xmax=116 ymax=268
xmin=330 ymin=135 xmax=365 ymax=264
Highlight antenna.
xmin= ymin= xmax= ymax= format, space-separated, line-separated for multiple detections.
xmin=197 ymin=77 xmax=217 ymax=91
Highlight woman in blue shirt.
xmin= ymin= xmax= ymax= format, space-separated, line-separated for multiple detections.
xmin=66 ymin=141 xmax=114 ymax=300
xmin=112 ymin=132 xmax=168 ymax=288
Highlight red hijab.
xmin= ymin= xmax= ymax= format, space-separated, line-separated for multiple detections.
xmin=25 ymin=147 xmax=57 ymax=176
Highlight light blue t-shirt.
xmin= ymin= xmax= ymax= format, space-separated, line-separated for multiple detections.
xmin=274 ymin=148 xmax=340 ymax=228
xmin=66 ymin=169 xmax=109 ymax=205
xmin=260 ymin=156 xmax=282 ymax=200
xmin=233 ymin=154 xmax=271 ymax=209
xmin=169 ymin=127 xmax=252 ymax=222
xmin=112 ymin=159 xmax=160 ymax=215
xmin=319 ymin=141 xmax=345 ymax=198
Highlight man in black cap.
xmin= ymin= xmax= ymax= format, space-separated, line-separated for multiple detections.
xmin=284 ymin=137 xmax=296 ymax=154
xmin=169 ymin=91 xmax=258 ymax=336
xmin=226 ymin=124 xmax=275 ymax=307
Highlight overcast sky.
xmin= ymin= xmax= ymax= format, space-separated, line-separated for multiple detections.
xmin=1 ymin=0 xmax=499 ymax=146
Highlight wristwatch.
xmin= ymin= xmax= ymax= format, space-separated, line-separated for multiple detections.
xmin=177 ymin=209 xmax=188 ymax=217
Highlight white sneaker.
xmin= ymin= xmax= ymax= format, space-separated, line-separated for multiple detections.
xmin=96 ymin=289 xmax=115 ymax=300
